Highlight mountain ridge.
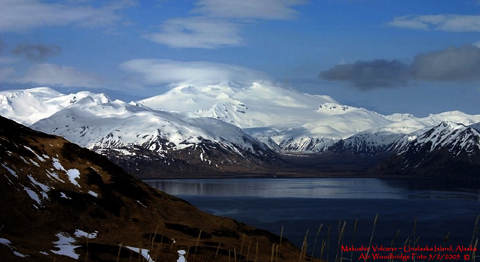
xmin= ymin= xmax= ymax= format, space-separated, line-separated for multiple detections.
xmin=28 ymin=91 xmax=285 ymax=177
xmin=1 ymin=85 xmax=480 ymax=178
xmin=368 ymin=121 xmax=480 ymax=178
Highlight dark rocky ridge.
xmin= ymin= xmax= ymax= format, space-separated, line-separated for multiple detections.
xmin=94 ymin=137 xmax=288 ymax=179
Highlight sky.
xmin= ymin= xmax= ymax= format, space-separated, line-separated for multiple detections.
xmin=1 ymin=0 xmax=480 ymax=116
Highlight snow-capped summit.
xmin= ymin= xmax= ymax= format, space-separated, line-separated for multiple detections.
xmin=0 ymin=87 xmax=64 ymax=125
xmin=0 ymin=87 xmax=112 ymax=125
xmin=139 ymin=82 xmax=338 ymax=128
xmin=397 ymin=121 xmax=480 ymax=155
xmin=422 ymin=111 xmax=480 ymax=127
xmin=140 ymin=83 xmax=408 ymax=152
xmin=369 ymin=121 xmax=480 ymax=178
xmin=138 ymin=82 xmax=480 ymax=154
xmin=32 ymin=96 xmax=264 ymax=152
xmin=326 ymin=112 xmax=480 ymax=157
xmin=31 ymin=95 xmax=283 ymax=177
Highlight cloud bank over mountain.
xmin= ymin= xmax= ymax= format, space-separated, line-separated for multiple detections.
xmin=120 ymin=59 xmax=272 ymax=87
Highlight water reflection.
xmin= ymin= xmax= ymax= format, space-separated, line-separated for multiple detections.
xmin=144 ymin=178 xmax=480 ymax=260
xmin=144 ymin=178 xmax=480 ymax=200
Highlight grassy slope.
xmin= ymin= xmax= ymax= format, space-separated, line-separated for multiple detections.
xmin=0 ymin=116 xmax=318 ymax=262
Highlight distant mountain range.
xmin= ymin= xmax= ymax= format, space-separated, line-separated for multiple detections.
xmin=369 ymin=121 xmax=480 ymax=178
xmin=1 ymin=85 xmax=479 ymax=178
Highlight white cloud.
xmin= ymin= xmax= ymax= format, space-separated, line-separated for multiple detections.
xmin=145 ymin=0 xmax=306 ymax=48
xmin=0 ymin=0 xmax=133 ymax=32
xmin=12 ymin=63 xmax=104 ymax=88
xmin=193 ymin=0 xmax=306 ymax=20
xmin=143 ymin=17 xmax=242 ymax=49
xmin=389 ymin=14 xmax=480 ymax=32
xmin=120 ymin=59 xmax=271 ymax=87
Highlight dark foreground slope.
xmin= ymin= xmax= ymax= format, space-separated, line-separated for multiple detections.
xmin=0 ymin=116 xmax=314 ymax=262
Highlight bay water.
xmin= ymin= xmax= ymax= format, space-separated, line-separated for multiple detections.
xmin=145 ymin=178 xmax=480 ymax=260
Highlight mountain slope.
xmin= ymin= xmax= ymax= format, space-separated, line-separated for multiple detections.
xmin=3 ymin=86 xmax=480 ymax=155
xmin=138 ymin=83 xmax=338 ymax=129
xmin=139 ymin=83 xmax=480 ymax=153
xmin=0 ymin=115 xmax=311 ymax=261
xmin=368 ymin=122 xmax=480 ymax=178
xmin=2 ymin=85 xmax=480 ymax=177
xmin=139 ymin=83 xmax=405 ymax=152
xmin=327 ymin=111 xmax=480 ymax=157
xmin=0 ymin=87 xmax=109 ymax=126
xmin=30 ymin=94 xmax=285 ymax=178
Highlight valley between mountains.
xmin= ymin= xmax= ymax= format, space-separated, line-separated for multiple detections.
xmin=1 ymin=83 xmax=480 ymax=179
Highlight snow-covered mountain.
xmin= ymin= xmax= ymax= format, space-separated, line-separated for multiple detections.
xmin=4 ymin=86 xmax=480 ymax=155
xmin=138 ymin=83 xmax=480 ymax=153
xmin=138 ymin=83 xmax=412 ymax=152
xmin=138 ymin=83 xmax=338 ymax=128
xmin=0 ymin=87 xmax=107 ymax=126
xmin=29 ymin=91 xmax=283 ymax=177
xmin=327 ymin=111 xmax=480 ymax=157
xmin=1 ymin=85 xmax=480 ymax=177
xmin=369 ymin=121 xmax=480 ymax=178
xmin=394 ymin=121 xmax=480 ymax=157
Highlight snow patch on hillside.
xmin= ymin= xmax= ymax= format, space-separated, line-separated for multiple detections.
xmin=66 ymin=169 xmax=81 ymax=187
xmin=0 ymin=238 xmax=29 ymax=257
xmin=51 ymin=233 xmax=80 ymax=260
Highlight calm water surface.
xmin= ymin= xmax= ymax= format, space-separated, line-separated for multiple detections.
xmin=145 ymin=178 xmax=480 ymax=200
xmin=145 ymin=178 xmax=480 ymax=260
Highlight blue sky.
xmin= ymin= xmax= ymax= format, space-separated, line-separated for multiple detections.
xmin=1 ymin=0 xmax=480 ymax=116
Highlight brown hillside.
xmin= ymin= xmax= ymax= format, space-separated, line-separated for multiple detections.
xmin=0 ymin=116 xmax=318 ymax=262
